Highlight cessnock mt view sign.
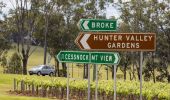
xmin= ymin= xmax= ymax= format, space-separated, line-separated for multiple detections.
xmin=56 ymin=51 xmax=120 ymax=65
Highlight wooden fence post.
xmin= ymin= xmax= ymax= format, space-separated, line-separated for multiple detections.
xmin=14 ymin=78 xmax=16 ymax=91
xmin=21 ymin=80 xmax=25 ymax=93
xmin=32 ymin=83 xmax=35 ymax=95
xmin=36 ymin=86 xmax=38 ymax=96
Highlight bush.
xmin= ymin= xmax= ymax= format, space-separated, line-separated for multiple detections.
xmin=6 ymin=52 xmax=22 ymax=74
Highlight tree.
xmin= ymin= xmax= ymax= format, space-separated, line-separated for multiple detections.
xmin=117 ymin=0 xmax=170 ymax=81
xmin=4 ymin=0 xmax=41 ymax=74
xmin=119 ymin=52 xmax=132 ymax=80
xmin=34 ymin=0 xmax=106 ymax=78
xmin=0 ymin=2 xmax=11 ymax=72
xmin=83 ymin=0 xmax=107 ymax=81
xmin=118 ymin=22 xmax=140 ymax=80
xmin=34 ymin=0 xmax=80 ymax=77
xmin=143 ymin=53 xmax=159 ymax=82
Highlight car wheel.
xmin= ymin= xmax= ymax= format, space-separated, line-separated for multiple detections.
xmin=37 ymin=71 xmax=41 ymax=76
xmin=29 ymin=73 xmax=33 ymax=75
xmin=49 ymin=72 xmax=54 ymax=76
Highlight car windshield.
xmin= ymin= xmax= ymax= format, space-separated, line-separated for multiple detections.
xmin=32 ymin=65 xmax=43 ymax=69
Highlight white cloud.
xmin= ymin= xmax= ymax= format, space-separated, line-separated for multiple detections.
xmin=0 ymin=0 xmax=16 ymax=19
xmin=106 ymin=4 xmax=120 ymax=19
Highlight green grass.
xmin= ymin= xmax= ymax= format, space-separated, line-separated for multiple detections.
xmin=0 ymin=74 xmax=54 ymax=100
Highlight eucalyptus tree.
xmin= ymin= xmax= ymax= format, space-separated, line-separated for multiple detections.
xmin=4 ymin=0 xmax=41 ymax=74
xmin=118 ymin=52 xmax=132 ymax=80
xmin=34 ymin=0 xmax=86 ymax=77
xmin=118 ymin=22 xmax=139 ymax=80
xmin=116 ymin=1 xmax=144 ymax=81
xmin=154 ymin=1 xmax=170 ymax=82
xmin=0 ymin=2 xmax=11 ymax=73
xmin=83 ymin=0 xmax=108 ymax=80
xmin=116 ymin=0 xmax=170 ymax=82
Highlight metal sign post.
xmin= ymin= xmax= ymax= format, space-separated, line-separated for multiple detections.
xmin=67 ymin=64 xmax=69 ymax=100
xmin=114 ymin=65 xmax=117 ymax=100
xmin=95 ymin=65 xmax=98 ymax=100
xmin=88 ymin=64 xmax=90 ymax=100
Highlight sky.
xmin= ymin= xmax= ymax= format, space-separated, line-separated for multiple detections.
xmin=0 ymin=0 xmax=121 ymax=20
xmin=0 ymin=0 xmax=16 ymax=19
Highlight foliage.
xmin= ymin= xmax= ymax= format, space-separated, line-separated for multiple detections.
xmin=143 ymin=53 xmax=159 ymax=82
xmin=15 ymin=77 xmax=170 ymax=100
xmin=119 ymin=52 xmax=132 ymax=80
xmin=2 ymin=0 xmax=44 ymax=75
xmin=0 ymin=20 xmax=11 ymax=56
xmin=0 ymin=22 xmax=11 ymax=71
xmin=116 ymin=0 xmax=170 ymax=82
xmin=5 ymin=52 xmax=22 ymax=74
xmin=0 ymin=51 xmax=8 ymax=73
xmin=0 ymin=52 xmax=7 ymax=67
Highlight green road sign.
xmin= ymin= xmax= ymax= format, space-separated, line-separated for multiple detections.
xmin=56 ymin=51 xmax=120 ymax=64
xmin=78 ymin=19 xmax=117 ymax=31
xmin=57 ymin=51 xmax=90 ymax=63
xmin=91 ymin=52 xmax=119 ymax=64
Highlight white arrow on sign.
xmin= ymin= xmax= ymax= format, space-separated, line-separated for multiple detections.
xmin=80 ymin=34 xmax=91 ymax=49
xmin=114 ymin=53 xmax=120 ymax=64
xmin=83 ymin=21 xmax=89 ymax=30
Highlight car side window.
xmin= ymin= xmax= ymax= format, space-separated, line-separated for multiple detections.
xmin=45 ymin=66 xmax=48 ymax=69
xmin=47 ymin=66 xmax=51 ymax=69
xmin=42 ymin=66 xmax=47 ymax=69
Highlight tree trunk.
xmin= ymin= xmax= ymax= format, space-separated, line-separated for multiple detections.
xmin=22 ymin=57 xmax=28 ymax=75
xmin=112 ymin=65 xmax=114 ymax=79
xmin=152 ymin=52 xmax=156 ymax=83
xmin=129 ymin=71 xmax=132 ymax=80
xmin=17 ymin=40 xmax=20 ymax=52
xmin=136 ymin=60 xmax=140 ymax=80
xmin=84 ymin=64 xmax=88 ymax=79
xmin=86 ymin=64 xmax=88 ymax=79
xmin=54 ymin=58 xmax=60 ymax=77
xmin=137 ymin=67 xmax=140 ymax=80
xmin=62 ymin=63 xmax=67 ymax=77
xmin=152 ymin=70 xmax=156 ymax=83
xmin=132 ymin=63 xmax=136 ymax=80
xmin=93 ymin=64 xmax=96 ymax=81
xmin=124 ymin=65 xmax=127 ymax=81
xmin=54 ymin=60 xmax=57 ymax=77
xmin=83 ymin=64 xmax=86 ymax=79
xmin=168 ymin=75 xmax=170 ymax=83
xmin=106 ymin=68 xmax=108 ymax=80
xmin=57 ymin=60 xmax=59 ymax=77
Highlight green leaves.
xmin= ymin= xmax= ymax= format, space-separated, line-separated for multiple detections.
xmin=16 ymin=77 xmax=170 ymax=99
